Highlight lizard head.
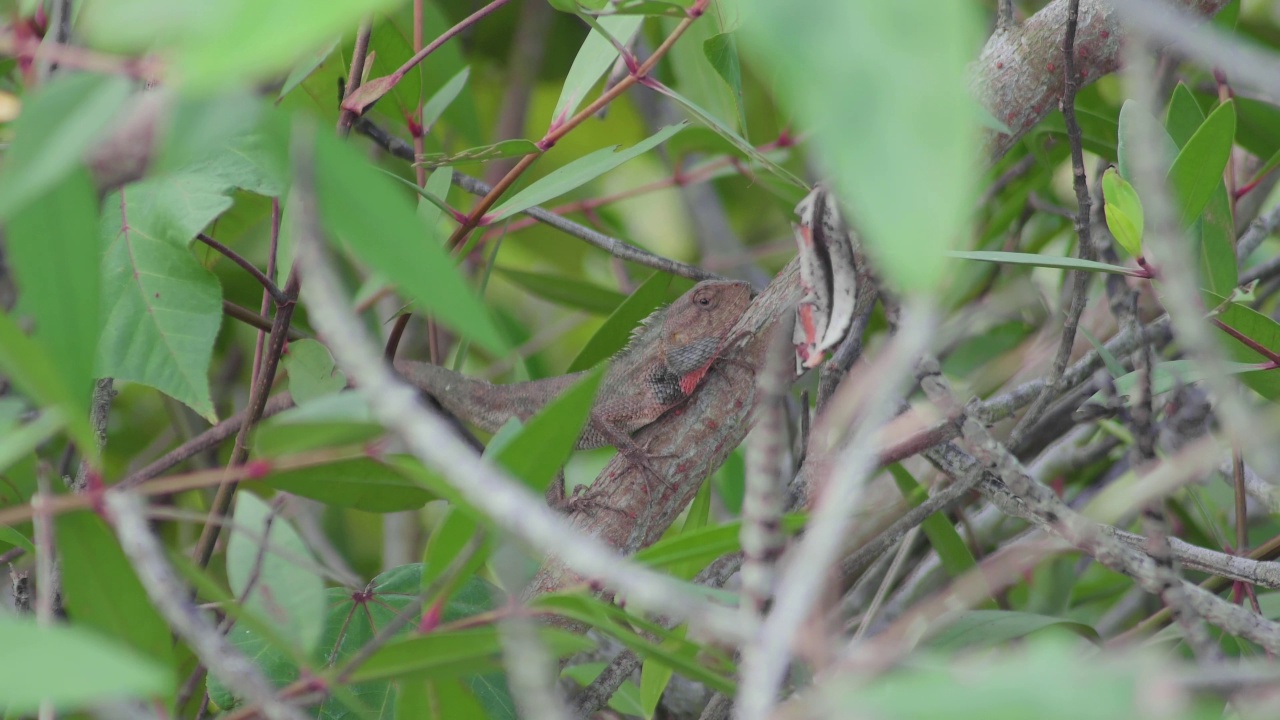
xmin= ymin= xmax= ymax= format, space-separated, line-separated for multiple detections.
xmin=662 ymin=279 xmax=753 ymax=355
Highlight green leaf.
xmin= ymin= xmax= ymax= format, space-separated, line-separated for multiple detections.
xmin=1165 ymin=88 xmax=1238 ymax=294
xmin=947 ymin=251 xmax=1143 ymax=277
xmin=738 ymin=0 xmax=979 ymax=293
xmin=1101 ymin=168 xmax=1144 ymax=258
xmin=1095 ymin=359 xmax=1260 ymax=407
xmin=1168 ymin=100 xmax=1236 ymax=228
xmin=7 ymin=167 xmax=102 ymax=420
xmin=421 ymin=67 xmax=471 ymax=131
xmin=0 ymin=615 xmax=173 ymax=713
xmin=415 ymin=139 xmax=541 ymax=169
xmin=423 ymin=367 xmax=603 ymax=593
xmin=562 ymin=663 xmax=643 ymax=716
xmin=640 ymin=625 xmax=686 ymax=717
xmin=227 ymin=493 xmax=326 ymax=656
xmin=927 ymin=610 xmax=1100 ymax=651
xmin=534 ymin=594 xmax=736 ymax=695
xmin=82 ymin=0 xmax=405 ymax=92
xmin=496 ymin=367 xmax=605 ymax=491
xmin=1204 ymin=291 xmax=1280 ymax=401
xmin=0 ymin=312 xmax=93 ymax=450
xmin=0 ymin=72 xmax=131 ymax=219
xmin=282 ymin=339 xmax=347 ymax=404
xmin=264 ymin=457 xmax=436 ymax=513
xmin=351 ymin=627 xmax=593 ymax=684
xmin=568 ymin=272 xmax=673 ymax=371
xmin=1232 ymin=96 xmax=1280 ymax=162
xmin=1116 ymin=100 xmax=1179 ymax=189
xmin=887 ymin=464 xmax=978 ymax=581
xmin=0 ymin=409 xmax=64 ymax=477
xmin=493 ymin=267 xmax=626 ymax=315
xmin=649 ymin=82 xmax=806 ymax=188
xmin=321 ymin=565 xmax=506 ymax=719
xmin=56 ymin=511 xmax=174 ymax=669
xmin=1196 ymin=179 xmax=1238 ymax=295
xmin=312 ymin=127 xmax=508 ymax=356
xmin=99 ymin=140 xmax=277 ymax=422
xmin=0 ymin=524 xmax=36 ymax=555
xmin=485 ymin=123 xmax=687 ymax=222
xmin=633 ymin=515 xmax=807 ymax=572
xmin=1165 ymin=83 xmax=1205 ymax=148
xmin=552 ymin=15 xmax=645 ymax=124
xmin=702 ymin=33 xmax=748 ymax=134
xmin=277 ymin=39 xmax=338 ymax=100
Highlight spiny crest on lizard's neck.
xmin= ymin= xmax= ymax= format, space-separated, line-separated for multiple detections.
xmin=615 ymin=303 xmax=671 ymax=360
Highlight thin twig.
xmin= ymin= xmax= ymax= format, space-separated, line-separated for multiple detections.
xmin=336 ymin=20 xmax=373 ymax=136
xmin=1006 ymin=0 xmax=1094 ymax=449
xmin=193 ymin=268 xmax=301 ymax=569
xmin=196 ymin=233 xmax=287 ymax=305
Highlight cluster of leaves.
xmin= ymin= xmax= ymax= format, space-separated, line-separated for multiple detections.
xmin=2 ymin=0 xmax=1280 ymax=719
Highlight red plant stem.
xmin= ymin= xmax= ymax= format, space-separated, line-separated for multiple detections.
xmin=1211 ymin=316 xmax=1280 ymax=365
xmin=387 ymin=0 xmax=511 ymax=89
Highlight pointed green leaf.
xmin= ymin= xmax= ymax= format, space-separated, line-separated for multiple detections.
xmin=703 ymin=33 xmax=748 ymax=134
xmin=1205 ymin=291 xmax=1280 ymax=401
xmin=947 ymin=251 xmax=1143 ymax=277
xmin=1168 ymin=100 xmax=1236 ymax=228
xmin=350 ymin=627 xmax=592 ymax=684
xmin=552 ymin=15 xmax=645 ymax=125
xmin=888 ymin=464 xmax=978 ymax=580
xmin=312 ymin=128 xmax=508 ymax=355
xmin=421 ymin=67 xmax=472 ymax=131
xmin=264 ymin=457 xmax=436 ymax=513
xmin=1165 ymin=83 xmax=1205 ymax=147
xmin=0 ymin=524 xmax=36 ymax=555
xmin=486 ymin=123 xmax=687 ymax=222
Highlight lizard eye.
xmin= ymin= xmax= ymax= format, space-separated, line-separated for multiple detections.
xmin=694 ymin=291 xmax=713 ymax=307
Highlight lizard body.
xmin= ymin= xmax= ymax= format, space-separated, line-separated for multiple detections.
xmin=394 ymin=280 xmax=752 ymax=483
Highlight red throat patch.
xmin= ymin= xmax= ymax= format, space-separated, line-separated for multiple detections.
xmin=679 ymin=361 xmax=714 ymax=395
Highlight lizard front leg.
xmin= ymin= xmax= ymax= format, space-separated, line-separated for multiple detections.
xmin=587 ymin=410 xmax=678 ymax=500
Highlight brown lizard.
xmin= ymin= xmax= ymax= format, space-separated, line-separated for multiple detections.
xmin=394 ymin=279 xmax=753 ymax=505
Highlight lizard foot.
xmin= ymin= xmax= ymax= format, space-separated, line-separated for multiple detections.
xmin=554 ymin=483 xmax=629 ymax=517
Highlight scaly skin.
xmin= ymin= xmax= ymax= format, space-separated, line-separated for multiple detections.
xmin=394 ymin=279 xmax=753 ymax=502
